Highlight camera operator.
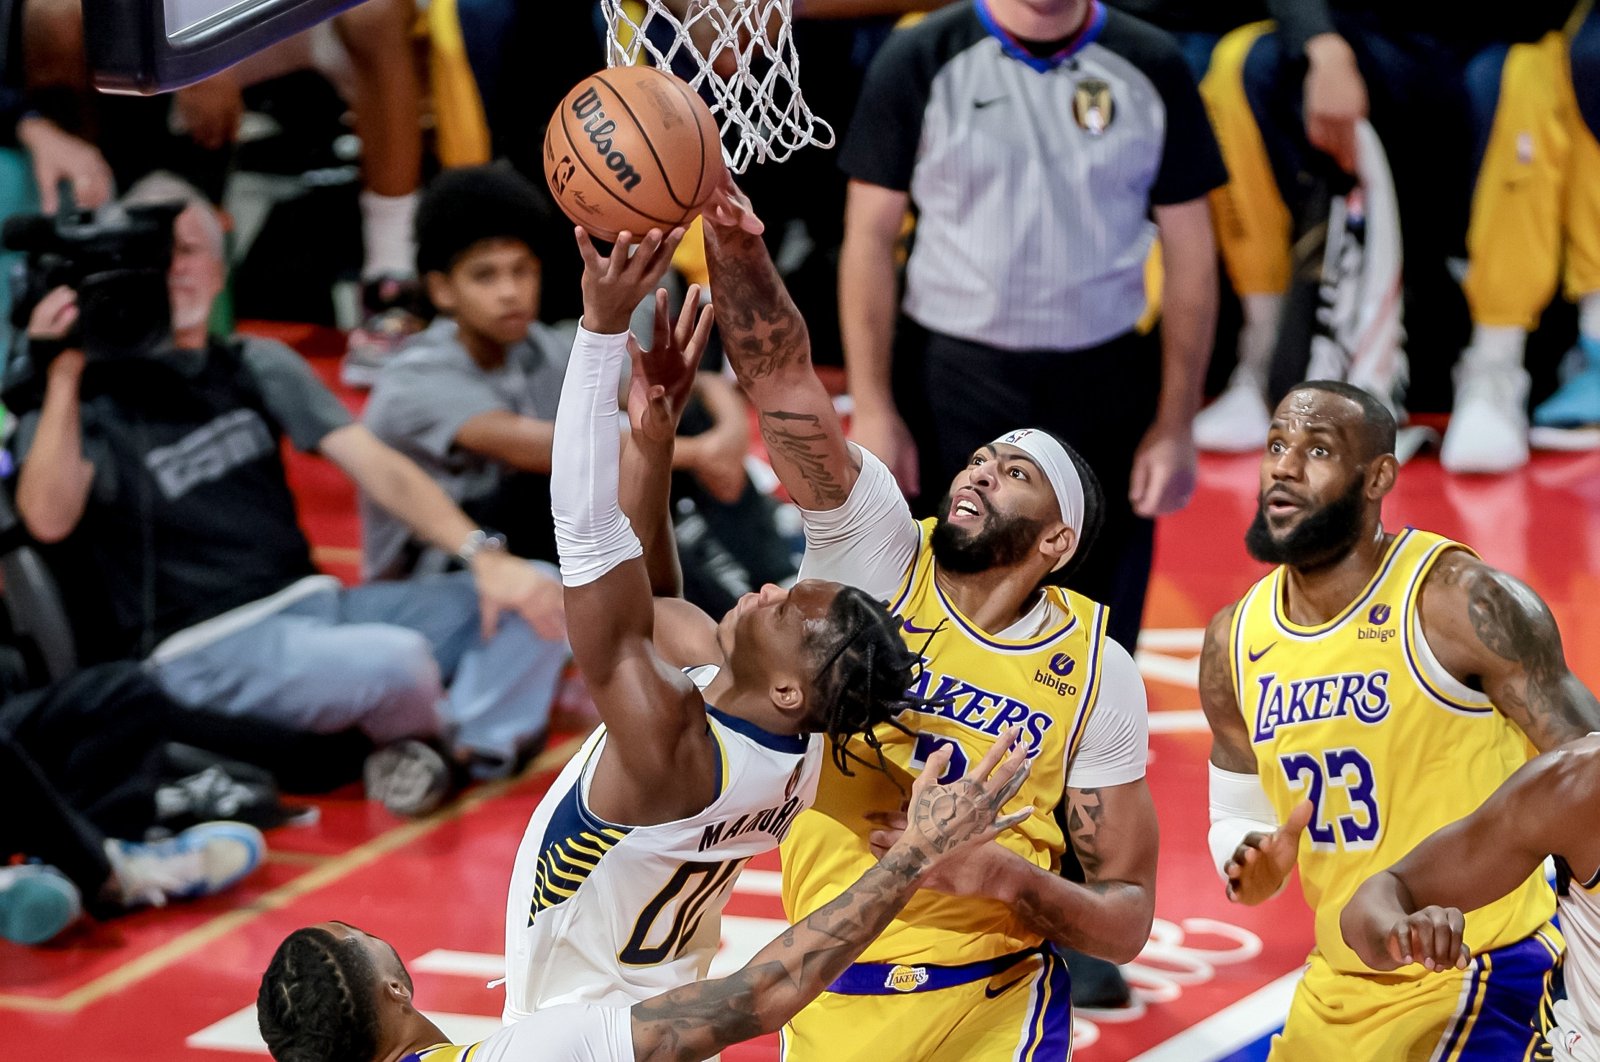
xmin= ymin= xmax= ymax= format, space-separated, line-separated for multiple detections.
xmin=7 ymin=173 xmax=571 ymax=815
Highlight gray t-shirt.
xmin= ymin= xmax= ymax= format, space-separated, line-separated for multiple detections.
xmin=361 ymin=318 xmax=572 ymax=579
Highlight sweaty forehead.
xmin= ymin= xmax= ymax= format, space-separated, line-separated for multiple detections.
xmin=1275 ymin=391 xmax=1361 ymax=435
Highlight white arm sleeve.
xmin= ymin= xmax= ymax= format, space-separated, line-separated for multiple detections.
xmin=1064 ymin=638 xmax=1149 ymax=790
xmin=1207 ymin=762 xmax=1279 ymax=882
xmin=470 ymin=1002 xmax=634 ymax=1061
xmin=796 ymin=444 xmax=921 ymax=600
xmin=550 ymin=326 xmax=643 ymax=588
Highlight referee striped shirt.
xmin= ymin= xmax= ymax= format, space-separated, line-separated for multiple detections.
xmin=842 ymin=0 xmax=1227 ymax=352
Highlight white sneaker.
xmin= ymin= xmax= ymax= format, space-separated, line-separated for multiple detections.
xmin=1194 ymin=382 xmax=1272 ymax=453
xmin=104 ymin=822 xmax=266 ymax=909
xmin=1441 ymin=364 xmax=1530 ymax=474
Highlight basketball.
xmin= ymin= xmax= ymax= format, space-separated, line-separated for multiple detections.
xmin=543 ymin=66 xmax=724 ymax=241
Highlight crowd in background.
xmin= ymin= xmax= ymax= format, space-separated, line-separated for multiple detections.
xmin=0 ymin=0 xmax=1595 ymax=960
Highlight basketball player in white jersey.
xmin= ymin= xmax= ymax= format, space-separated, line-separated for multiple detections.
xmin=259 ymin=738 xmax=1033 ymax=1062
xmin=503 ymin=227 xmax=941 ymax=1022
xmin=1341 ymin=734 xmax=1600 ymax=1062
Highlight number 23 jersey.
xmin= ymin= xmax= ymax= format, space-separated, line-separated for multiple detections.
xmin=1229 ymin=528 xmax=1554 ymax=974
xmin=502 ymin=683 xmax=822 ymax=1022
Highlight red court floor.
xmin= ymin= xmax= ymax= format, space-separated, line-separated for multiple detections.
xmin=8 ymin=438 xmax=1600 ymax=1060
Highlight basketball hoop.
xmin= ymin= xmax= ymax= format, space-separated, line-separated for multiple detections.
xmin=599 ymin=0 xmax=835 ymax=173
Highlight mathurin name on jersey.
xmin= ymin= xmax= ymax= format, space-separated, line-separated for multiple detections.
xmin=697 ymin=795 xmax=806 ymax=853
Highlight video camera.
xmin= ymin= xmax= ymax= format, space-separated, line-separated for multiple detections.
xmin=4 ymin=190 xmax=180 ymax=362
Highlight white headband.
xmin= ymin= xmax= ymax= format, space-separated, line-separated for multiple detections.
xmin=991 ymin=429 xmax=1085 ymax=570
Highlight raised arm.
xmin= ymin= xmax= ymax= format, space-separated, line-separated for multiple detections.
xmin=552 ymin=228 xmax=726 ymax=820
xmin=1340 ymin=740 xmax=1600 ymax=973
xmin=702 ymin=184 xmax=861 ymax=511
xmin=15 ymin=289 xmax=95 ymax=543
xmin=1422 ymin=551 xmax=1600 ymax=753
xmin=629 ymin=732 xmax=1033 ymax=1062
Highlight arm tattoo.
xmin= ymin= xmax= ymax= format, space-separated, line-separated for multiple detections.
xmin=1200 ymin=607 xmax=1256 ymax=772
xmin=705 ymin=226 xmax=810 ymax=385
xmin=1465 ymin=566 xmax=1598 ymax=748
xmin=1064 ymin=787 xmax=1105 ymax=878
xmin=632 ymin=852 xmax=924 ymax=1062
xmin=758 ymin=410 xmax=847 ymax=508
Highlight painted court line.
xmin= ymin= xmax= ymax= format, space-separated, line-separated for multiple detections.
xmin=1129 ymin=970 xmax=1299 ymax=1061
xmin=0 ymin=734 xmax=587 ymax=1016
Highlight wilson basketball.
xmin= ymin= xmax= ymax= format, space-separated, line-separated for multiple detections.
xmin=543 ymin=66 xmax=723 ymax=241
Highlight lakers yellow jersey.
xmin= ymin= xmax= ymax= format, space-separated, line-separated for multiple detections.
xmin=1230 ymin=528 xmax=1554 ymax=975
xmin=781 ymin=518 xmax=1110 ymax=965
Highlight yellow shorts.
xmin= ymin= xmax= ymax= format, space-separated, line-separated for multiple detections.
xmin=1271 ymin=928 xmax=1563 ymax=1062
xmin=781 ymin=947 xmax=1072 ymax=1062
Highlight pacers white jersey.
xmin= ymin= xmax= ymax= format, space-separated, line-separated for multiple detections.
xmin=503 ymin=667 xmax=822 ymax=1022
xmin=1554 ymin=856 xmax=1600 ymax=1062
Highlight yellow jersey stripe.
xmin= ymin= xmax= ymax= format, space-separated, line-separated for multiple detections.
xmin=1269 ymin=529 xmax=1413 ymax=638
xmin=1064 ymin=603 xmax=1108 ymax=761
xmin=1399 ymin=539 xmax=1492 ymax=713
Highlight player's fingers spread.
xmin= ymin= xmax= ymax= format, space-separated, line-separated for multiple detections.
xmin=972 ymin=725 xmax=1021 ymax=778
xmin=676 ymin=284 xmax=701 ymax=339
xmin=689 ymin=302 xmax=716 ymax=357
xmin=991 ymin=756 xmax=1031 ymax=809
xmin=995 ymin=807 xmax=1034 ymax=833
xmin=574 ymin=226 xmax=601 ymax=267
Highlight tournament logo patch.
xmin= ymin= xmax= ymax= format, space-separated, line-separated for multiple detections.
xmin=884 ymin=964 xmax=929 ymax=993
xmin=1072 ymin=78 xmax=1115 ymax=136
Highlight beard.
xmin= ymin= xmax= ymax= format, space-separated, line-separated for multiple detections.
xmin=1245 ymin=475 xmax=1366 ymax=569
xmin=930 ymin=492 xmax=1048 ymax=574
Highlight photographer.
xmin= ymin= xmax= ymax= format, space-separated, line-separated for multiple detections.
xmin=6 ymin=173 xmax=571 ymax=813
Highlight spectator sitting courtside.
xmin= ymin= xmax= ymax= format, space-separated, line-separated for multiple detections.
xmin=6 ymin=172 xmax=571 ymax=815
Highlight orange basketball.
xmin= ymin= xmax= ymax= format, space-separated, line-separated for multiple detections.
xmin=543 ymin=66 xmax=723 ymax=242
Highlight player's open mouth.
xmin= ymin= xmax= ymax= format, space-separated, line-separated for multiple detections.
xmin=949 ymin=491 xmax=984 ymax=521
xmin=1264 ymin=489 xmax=1303 ymax=516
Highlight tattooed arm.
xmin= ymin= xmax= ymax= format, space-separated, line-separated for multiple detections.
xmin=702 ymin=195 xmax=860 ymax=512
xmin=629 ymin=733 xmax=1033 ymax=1062
xmin=1421 ymin=550 xmax=1600 ymax=753
xmin=1001 ymin=780 xmax=1159 ymax=964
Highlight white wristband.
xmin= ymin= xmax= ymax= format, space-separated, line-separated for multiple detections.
xmin=1207 ymin=762 xmax=1280 ymax=883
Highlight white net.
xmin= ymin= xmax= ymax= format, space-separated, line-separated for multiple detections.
xmin=599 ymin=0 xmax=835 ymax=173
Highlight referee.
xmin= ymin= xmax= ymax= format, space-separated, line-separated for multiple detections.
xmin=839 ymin=0 xmax=1226 ymax=657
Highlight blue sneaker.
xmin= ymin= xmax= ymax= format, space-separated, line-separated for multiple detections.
xmin=104 ymin=822 xmax=267 ymax=909
xmin=1533 ymin=337 xmax=1600 ymax=428
xmin=0 ymin=865 xmax=81 ymax=945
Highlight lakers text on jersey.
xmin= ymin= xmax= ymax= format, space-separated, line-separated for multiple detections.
xmin=782 ymin=518 xmax=1109 ymax=967
xmin=1232 ymin=528 xmax=1560 ymax=1060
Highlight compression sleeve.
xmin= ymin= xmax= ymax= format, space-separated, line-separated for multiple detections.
xmin=550 ymin=326 xmax=643 ymax=588
xmin=1207 ymin=762 xmax=1280 ymax=882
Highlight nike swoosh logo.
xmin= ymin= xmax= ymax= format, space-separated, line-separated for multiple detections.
xmin=974 ymin=96 xmax=1007 ymax=109
xmin=1247 ymin=642 xmax=1277 ymax=663
xmin=903 ymin=619 xmax=940 ymax=636
xmin=984 ymin=970 xmax=1033 ymax=998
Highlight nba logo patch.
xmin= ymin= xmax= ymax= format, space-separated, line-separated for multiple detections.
xmin=885 ymin=965 xmax=929 ymax=993
xmin=1072 ymin=79 xmax=1114 ymax=136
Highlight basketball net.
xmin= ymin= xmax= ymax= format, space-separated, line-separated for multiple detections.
xmin=600 ymin=0 xmax=835 ymax=172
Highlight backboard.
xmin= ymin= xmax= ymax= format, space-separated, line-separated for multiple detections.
xmin=85 ymin=0 xmax=362 ymax=94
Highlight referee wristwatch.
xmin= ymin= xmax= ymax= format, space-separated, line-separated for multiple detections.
xmin=457 ymin=528 xmax=507 ymax=564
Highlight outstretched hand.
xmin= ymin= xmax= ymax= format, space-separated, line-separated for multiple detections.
xmin=628 ymin=285 xmax=717 ymax=443
xmin=576 ymin=226 xmax=687 ymax=334
xmin=1225 ymin=799 xmax=1312 ymax=905
xmin=892 ymin=727 xmax=1033 ymax=876
xmin=699 ymin=171 xmax=765 ymax=236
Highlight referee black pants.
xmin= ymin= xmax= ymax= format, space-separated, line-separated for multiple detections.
xmin=904 ymin=325 xmax=1161 ymax=654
